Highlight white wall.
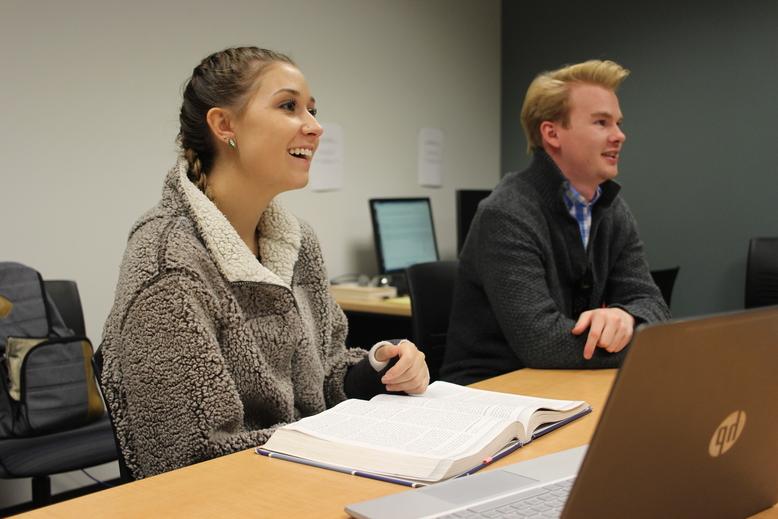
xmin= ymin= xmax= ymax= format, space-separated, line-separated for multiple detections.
xmin=0 ymin=0 xmax=500 ymax=508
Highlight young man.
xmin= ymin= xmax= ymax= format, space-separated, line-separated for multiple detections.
xmin=440 ymin=60 xmax=670 ymax=385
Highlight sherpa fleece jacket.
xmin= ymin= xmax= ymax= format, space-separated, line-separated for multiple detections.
xmin=99 ymin=159 xmax=372 ymax=479
xmin=441 ymin=150 xmax=671 ymax=384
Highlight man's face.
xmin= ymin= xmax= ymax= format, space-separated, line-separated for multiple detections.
xmin=552 ymin=83 xmax=626 ymax=189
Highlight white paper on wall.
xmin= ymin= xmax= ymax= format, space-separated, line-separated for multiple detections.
xmin=309 ymin=123 xmax=344 ymax=191
xmin=417 ymin=127 xmax=444 ymax=187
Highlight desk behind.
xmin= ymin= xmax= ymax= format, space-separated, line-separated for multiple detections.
xmin=334 ymin=295 xmax=412 ymax=317
xmin=333 ymin=293 xmax=413 ymax=349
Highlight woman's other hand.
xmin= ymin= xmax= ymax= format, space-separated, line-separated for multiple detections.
xmin=375 ymin=340 xmax=430 ymax=394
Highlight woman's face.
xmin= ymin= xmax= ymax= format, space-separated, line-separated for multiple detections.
xmin=231 ymin=62 xmax=322 ymax=195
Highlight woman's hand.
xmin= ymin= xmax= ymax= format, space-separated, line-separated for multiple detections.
xmin=375 ymin=340 xmax=430 ymax=394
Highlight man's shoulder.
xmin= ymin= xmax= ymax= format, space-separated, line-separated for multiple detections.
xmin=462 ymin=176 xmax=548 ymax=254
xmin=483 ymin=170 xmax=545 ymax=217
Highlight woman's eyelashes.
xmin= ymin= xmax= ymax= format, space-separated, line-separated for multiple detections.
xmin=278 ymin=99 xmax=318 ymax=117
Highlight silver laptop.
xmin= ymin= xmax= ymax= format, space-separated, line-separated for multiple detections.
xmin=346 ymin=307 xmax=778 ymax=519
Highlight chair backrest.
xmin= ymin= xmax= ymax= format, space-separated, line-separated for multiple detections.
xmin=745 ymin=237 xmax=778 ymax=308
xmin=456 ymin=189 xmax=491 ymax=254
xmin=0 ymin=277 xmax=120 ymax=507
xmin=649 ymin=267 xmax=680 ymax=308
xmin=43 ymin=280 xmax=86 ymax=337
xmin=91 ymin=348 xmax=135 ymax=483
xmin=405 ymin=260 xmax=459 ymax=382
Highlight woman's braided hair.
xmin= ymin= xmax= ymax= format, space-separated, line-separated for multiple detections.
xmin=178 ymin=47 xmax=295 ymax=196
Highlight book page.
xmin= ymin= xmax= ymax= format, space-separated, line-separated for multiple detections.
xmin=282 ymin=398 xmax=516 ymax=459
xmin=371 ymin=381 xmax=587 ymax=438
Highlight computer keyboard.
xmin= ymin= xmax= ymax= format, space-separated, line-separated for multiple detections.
xmin=440 ymin=478 xmax=575 ymax=519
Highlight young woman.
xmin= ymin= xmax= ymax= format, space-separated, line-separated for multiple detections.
xmin=99 ymin=47 xmax=429 ymax=479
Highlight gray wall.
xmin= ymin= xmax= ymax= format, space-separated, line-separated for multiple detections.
xmin=501 ymin=0 xmax=778 ymax=317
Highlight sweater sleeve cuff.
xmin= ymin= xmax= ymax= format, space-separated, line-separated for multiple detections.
xmin=608 ymin=304 xmax=645 ymax=326
xmin=344 ymin=347 xmax=401 ymax=400
xmin=368 ymin=338 xmax=407 ymax=371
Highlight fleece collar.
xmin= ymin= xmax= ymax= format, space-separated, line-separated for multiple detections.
xmin=525 ymin=150 xmax=621 ymax=215
xmin=174 ymin=159 xmax=302 ymax=287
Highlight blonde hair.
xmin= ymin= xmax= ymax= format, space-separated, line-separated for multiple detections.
xmin=520 ymin=60 xmax=630 ymax=154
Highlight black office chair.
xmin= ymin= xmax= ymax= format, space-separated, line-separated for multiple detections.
xmin=405 ymin=261 xmax=459 ymax=382
xmin=91 ymin=347 xmax=134 ymax=483
xmin=0 ymin=280 xmax=118 ymax=510
xmin=44 ymin=280 xmax=86 ymax=336
xmin=745 ymin=238 xmax=778 ymax=308
xmin=650 ymin=267 xmax=680 ymax=307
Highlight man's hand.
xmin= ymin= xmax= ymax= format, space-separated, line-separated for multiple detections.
xmin=572 ymin=308 xmax=635 ymax=360
xmin=375 ymin=340 xmax=430 ymax=394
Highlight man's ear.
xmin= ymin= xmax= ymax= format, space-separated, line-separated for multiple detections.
xmin=539 ymin=121 xmax=561 ymax=150
xmin=206 ymin=107 xmax=236 ymax=145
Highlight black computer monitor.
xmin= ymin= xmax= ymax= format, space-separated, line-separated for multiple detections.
xmin=369 ymin=198 xmax=439 ymax=274
xmin=456 ymin=189 xmax=491 ymax=253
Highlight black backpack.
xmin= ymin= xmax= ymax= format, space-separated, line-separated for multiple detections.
xmin=0 ymin=262 xmax=103 ymax=437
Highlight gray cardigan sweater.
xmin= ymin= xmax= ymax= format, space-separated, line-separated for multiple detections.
xmin=100 ymin=160 xmax=373 ymax=478
xmin=440 ymin=151 xmax=671 ymax=384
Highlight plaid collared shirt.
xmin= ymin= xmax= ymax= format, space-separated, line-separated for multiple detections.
xmin=562 ymin=182 xmax=602 ymax=248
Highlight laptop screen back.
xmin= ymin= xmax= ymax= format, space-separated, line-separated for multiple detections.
xmin=564 ymin=307 xmax=778 ymax=518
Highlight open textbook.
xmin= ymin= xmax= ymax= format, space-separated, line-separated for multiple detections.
xmin=257 ymin=381 xmax=590 ymax=486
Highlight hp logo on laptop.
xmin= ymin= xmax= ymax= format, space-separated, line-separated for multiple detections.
xmin=708 ymin=410 xmax=746 ymax=457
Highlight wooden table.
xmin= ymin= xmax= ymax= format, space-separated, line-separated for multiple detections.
xmin=19 ymin=369 xmax=777 ymax=518
xmin=333 ymin=295 xmax=412 ymax=317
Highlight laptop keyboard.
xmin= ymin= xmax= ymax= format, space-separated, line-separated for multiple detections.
xmin=440 ymin=478 xmax=574 ymax=519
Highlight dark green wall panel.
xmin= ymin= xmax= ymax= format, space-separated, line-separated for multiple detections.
xmin=501 ymin=0 xmax=778 ymax=316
